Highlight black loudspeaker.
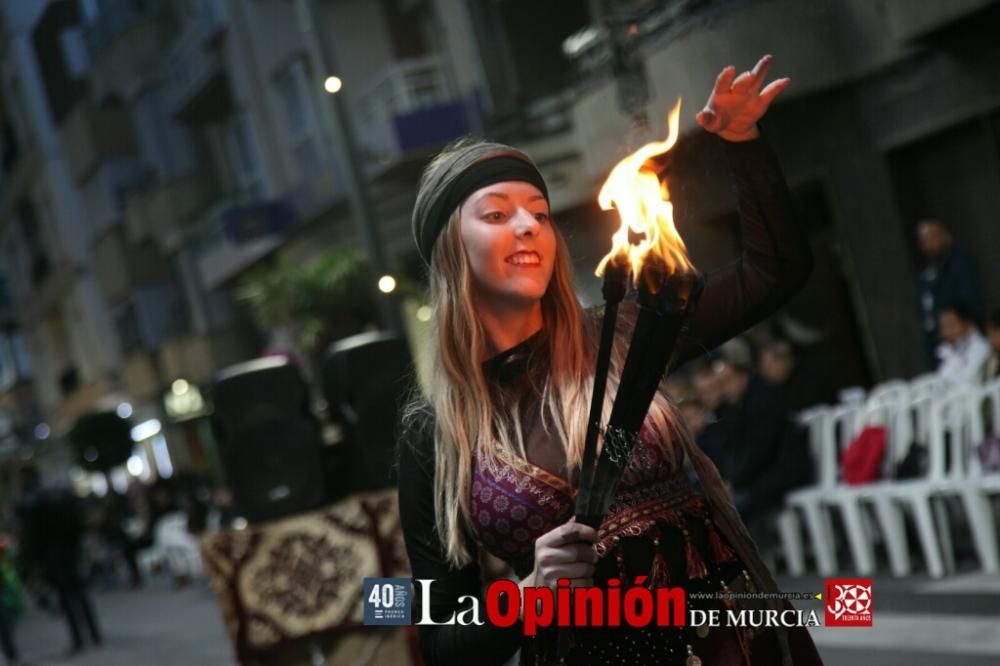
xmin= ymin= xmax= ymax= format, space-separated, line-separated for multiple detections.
xmin=211 ymin=357 xmax=326 ymax=522
xmin=323 ymin=332 xmax=414 ymax=495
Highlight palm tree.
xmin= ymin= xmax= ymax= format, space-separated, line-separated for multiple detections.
xmin=235 ymin=245 xmax=382 ymax=361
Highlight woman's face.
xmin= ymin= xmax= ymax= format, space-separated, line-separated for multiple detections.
xmin=459 ymin=180 xmax=556 ymax=312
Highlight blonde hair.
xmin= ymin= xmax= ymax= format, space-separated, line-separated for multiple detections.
xmin=404 ymin=142 xmax=683 ymax=567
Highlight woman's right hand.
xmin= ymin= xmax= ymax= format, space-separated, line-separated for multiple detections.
xmin=524 ymin=516 xmax=599 ymax=590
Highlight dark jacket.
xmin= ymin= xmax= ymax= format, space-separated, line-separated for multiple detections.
xmin=915 ymin=246 xmax=984 ymax=366
xmin=719 ymin=377 xmax=813 ymax=515
xmin=16 ymin=486 xmax=86 ymax=584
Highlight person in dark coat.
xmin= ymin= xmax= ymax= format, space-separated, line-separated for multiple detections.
xmin=715 ymin=358 xmax=813 ymax=528
xmin=759 ymin=338 xmax=828 ymax=414
xmin=914 ymin=219 xmax=985 ymax=369
xmin=16 ymin=467 xmax=102 ymax=655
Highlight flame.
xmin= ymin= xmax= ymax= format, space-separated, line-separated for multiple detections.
xmin=596 ymin=99 xmax=692 ymax=284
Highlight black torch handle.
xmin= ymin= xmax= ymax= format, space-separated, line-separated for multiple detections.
xmin=583 ymin=313 xmax=682 ymax=523
xmin=581 ymin=273 xmax=705 ymax=526
xmin=575 ymin=258 xmax=628 ymax=518
xmin=577 ymin=307 xmax=658 ymax=527
xmin=579 ymin=309 xmax=675 ymax=525
xmin=575 ymin=300 xmax=619 ymax=515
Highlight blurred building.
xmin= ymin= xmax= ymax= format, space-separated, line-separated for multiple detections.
xmin=1 ymin=0 xmax=1000 ymax=488
xmin=0 ymin=0 xmax=118 ymax=501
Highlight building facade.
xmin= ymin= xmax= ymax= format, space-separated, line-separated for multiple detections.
xmin=2 ymin=0 xmax=999 ymax=492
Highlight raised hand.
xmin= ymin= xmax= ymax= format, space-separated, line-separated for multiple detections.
xmin=695 ymin=55 xmax=790 ymax=142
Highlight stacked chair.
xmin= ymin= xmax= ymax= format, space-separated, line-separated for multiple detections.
xmin=777 ymin=375 xmax=1000 ymax=578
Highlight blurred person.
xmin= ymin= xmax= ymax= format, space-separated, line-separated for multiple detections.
xmin=206 ymin=487 xmax=239 ymax=532
xmin=15 ymin=466 xmax=102 ymax=655
xmin=688 ymin=362 xmax=730 ymax=473
xmin=399 ymin=56 xmax=822 ymax=664
xmin=677 ymin=397 xmax=714 ymax=491
xmin=914 ymin=219 xmax=984 ymax=368
xmin=758 ymin=338 xmax=793 ymax=385
xmin=138 ymin=480 xmax=179 ymax=548
xmin=100 ymin=491 xmax=142 ymax=588
xmin=715 ymin=359 xmax=813 ymax=532
xmin=758 ymin=338 xmax=825 ymax=413
xmin=678 ymin=398 xmax=707 ymax=437
xmin=935 ymin=303 xmax=990 ymax=385
xmin=0 ymin=535 xmax=22 ymax=665
xmin=983 ymin=308 xmax=1000 ymax=382
xmin=690 ymin=360 xmax=724 ymax=412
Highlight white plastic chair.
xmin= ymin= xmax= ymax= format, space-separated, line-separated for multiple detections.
xmin=775 ymin=508 xmax=806 ymax=575
xmin=783 ymin=403 xmax=859 ymax=575
xmin=822 ymin=383 xmax=917 ymax=576
xmin=775 ymin=405 xmax=830 ymax=576
xmin=838 ymin=386 xmax=867 ymax=406
xmin=907 ymin=374 xmax=954 ymax=445
xmin=154 ymin=512 xmax=204 ymax=579
xmin=959 ymin=378 xmax=1000 ymax=573
xmin=864 ymin=386 xmax=969 ymax=578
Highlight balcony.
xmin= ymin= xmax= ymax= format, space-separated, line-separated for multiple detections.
xmin=85 ymin=0 xmax=169 ymax=99
xmin=194 ymin=195 xmax=286 ymax=291
xmin=91 ymin=225 xmax=172 ymax=305
xmin=124 ymin=174 xmax=217 ymax=251
xmin=353 ymin=57 xmax=477 ymax=174
xmin=195 ymin=174 xmax=344 ymax=289
xmin=163 ymin=2 xmax=231 ymax=123
xmin=60 ymin=99 xmax=136 ymax=184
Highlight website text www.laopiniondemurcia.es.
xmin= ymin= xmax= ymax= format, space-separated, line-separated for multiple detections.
xmin=413 ymin=577 xmax=821 ymax=637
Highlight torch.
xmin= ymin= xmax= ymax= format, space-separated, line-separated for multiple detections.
xmin=574 ymin=98 xmax=702 ymax=527
xmin=554 ymin=99 xmax=701 ymax=661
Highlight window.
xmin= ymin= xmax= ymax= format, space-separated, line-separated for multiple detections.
xmin=273 ymin=58 xmax=325 ymax=181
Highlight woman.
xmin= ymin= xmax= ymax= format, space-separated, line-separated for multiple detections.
xmin=399 ymin=56 xmax=824 ymax=665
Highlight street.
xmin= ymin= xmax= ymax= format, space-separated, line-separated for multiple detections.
xmin=13 ymin=579 xmax=233 ymax=666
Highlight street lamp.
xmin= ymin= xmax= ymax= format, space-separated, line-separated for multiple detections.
xmin=378 ymin=275 xmax=397 ymax=293
xmin=324 ymin=75 xmax=343 ymax=93
xmin=296 ymin=0 xmax=405 ymax=336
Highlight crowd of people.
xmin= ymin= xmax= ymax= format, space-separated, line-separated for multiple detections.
xmin=661 ymin=216 xmax=996 ymax=564
xmin=0 ymin=468 xmax=238 ymax=664
xmin=671 ymin=337 xmax=821 ymax=551
xmin=914 ymin=219 xmax=998 ymax=385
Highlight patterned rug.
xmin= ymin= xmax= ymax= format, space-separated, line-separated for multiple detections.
xmin=200 ymin=489 xmax=412 ymax=662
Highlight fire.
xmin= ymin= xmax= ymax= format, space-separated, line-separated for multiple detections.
xmin=596 ymin=99 xmax=692 ymax=285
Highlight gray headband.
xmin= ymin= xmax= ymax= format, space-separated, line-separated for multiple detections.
xmin=411 ymin=143 xmax=548 ymax=265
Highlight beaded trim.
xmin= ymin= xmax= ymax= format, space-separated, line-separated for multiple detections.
xmin=594 ymin=474 xmax=704 ymax=557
